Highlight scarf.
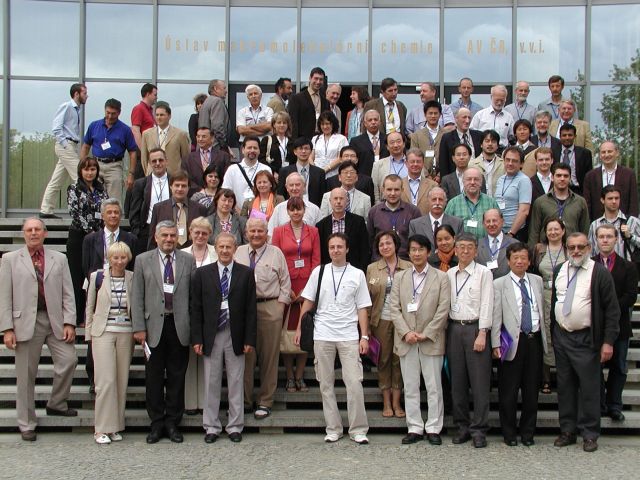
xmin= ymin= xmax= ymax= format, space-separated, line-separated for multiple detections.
xmin=436 ymin=249 xmax=455 ymax=272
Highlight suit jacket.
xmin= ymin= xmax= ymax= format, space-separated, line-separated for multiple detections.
xmin=553 ymin=145 xmax=593 ymax=195
xmin=438 ymin=129 xmax=483 ymax=177
xmin=349 ymin=132 xmax=389 ymax=177
xmin=400 ymin=177 xmax=438 ymax=215
xmin=408 ymin=214 xmax=463 ymax=247
xmin=259 ymin=134 xmax=295 ymax=174
xmin=440 ymin=170 xmax=486 ymax=200
xmin=475 ymin=234 xmax=517 ymax=279
xmin=147 ymin=198 xmax=209 ymax=250
xmin=583 ymin=165 xmax=639 ymax=220
xmin=287 ymin=89 xmax=329 ymax=140
xmin=131 ymin=249 xmax=195 ymax=348
xmin=181 ymin=148 xmax=231 ymax=196
xmin=550 ymin=119 xmax=594 ymax=152
xmin=277 ymin=163 xmax=326 ymax=207
xmin=522 ymin=137 xmax=561 ymax=177
xmin=529 ymin=173 xmax=550 ymax=206
xmin=199 ymin=94 xmax=232 ymax=149
xmin=409 ymin=127 xmax=444 ymax=172
xmin=316 ymin=212 xmax=370 ymax=272
xmin=190 ymin=261 xmax=257 ymax=356
xmin=389 ymin=266 xmax=451 ymax=357
xmin=85 ymin=269 xmax=134 ymax=339
xmin=326 ymin=174 xmax=375 ymax=207
xmin=140 ymin=126 xmax=191 ymax=176
xmin=491 ymin=273 xmax=547 ymax=361
xmin=362 ymin=98 xmax=407 ymax=137
xmin=319 ymin=188 xmax=371 ymax=221
xmin=0 ymin=247 xmax=76 ymax=341
xmin=82 ymin=229 xmax=137 ymax=278
xmin=365 ymin=258 xmax=412 ymax=328
xmin=130 ymin=174 xmax=170 ymax=236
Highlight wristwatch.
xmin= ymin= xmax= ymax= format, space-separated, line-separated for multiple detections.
xmin=479 ymin=328 xmax=489 ymax=333
xmin=361 ymin=335 xmax=370 ymax=341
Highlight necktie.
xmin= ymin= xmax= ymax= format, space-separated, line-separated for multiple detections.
xmin=218 ymin=267 xmax=229 ymax=329
xmin=109 ymin=232 xmax=115 ymax=247
xmin=387 ymin=103 xmax=396 ymax=132
xmin=345 ymin=189 xmax=351 ymax=212
xmin=249 ymin=250 xmax=257 ymax=270
xmin=176 ymin=203 xmax=187 ymax=245
xmin=164 ymin=254 xmax=174 ymax=311
xmin=300 ymin=166 xmax=308 ymax=184
xmin=201 ymin=149 xmax=210 ymax=170
xmin=562 ymin=266 xmax=578 ymax=316
xmin=462 ymin=132 xmax=470 ymax=147
xmin=520 ymin=278 xmax=532 ymax=334
xmin=32 ymin=251 xmax=46 ymax=311
xmin=160 ymin=129 xmax=168 ymax=149
xmin=372 ymin=136 xmax=380 ymax=155
xmin=562 ymin=148 xmax=570 ymax=164
xmin=492 ymin=236 xmax=499 ymax=258
xmin=433 ymin=220 xmax=439 ymax=232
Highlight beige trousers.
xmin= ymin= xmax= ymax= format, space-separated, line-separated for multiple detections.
xmin=372 ymin=319 xmax=403 ymax=390
xmin=98 ymin=160 xmax=123 ymax=202
xmin=184 ymin=349 xmax=205 ymax=410
xmin=40 ymin=142 xmax=79 ymax=214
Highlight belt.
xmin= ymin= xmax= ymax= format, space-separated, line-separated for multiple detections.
xmin=164 ymin=313 xmax=174 ymax=318
xmin=521 ymin=330 xmax=541 ymax=339
xmin=65 ymin=138 xmax=79 ymax=144
xmin=256 ymin=297 xmax=278 ymax=303
xmin=95 ymin=156 xmax=123 ymax=163
xmin=449 ymin=318 xmax=478 ymax=325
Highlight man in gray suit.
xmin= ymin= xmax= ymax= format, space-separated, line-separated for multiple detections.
xmin=408 ymin=187 xmax=463 ymax=247
xmin=0 ymin=218 xmax=77 ymax=441
xmin=199 ymin=79 xmax=232 ymax=155
xmin=132 ymin=220 xmax=196 ymax=444
xmin=491 ymin=242 xmax=547 ymax=447
xmin=475 ymin=209 xmax=516 ymax=279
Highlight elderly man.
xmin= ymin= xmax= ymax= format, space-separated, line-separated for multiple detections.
xmin=550 ymin=99 xmax=593 ymax=152
xmin=400 ymin=149 xmax=438 ymax=215
xmin=236 ymin=85 xmax=274 ymax=142
xmin=320 ymin=161 xmax=372 ymax=220
xmin=504 ymin=81 xmax=536 ymax=127
xmin=269 ymin=172 xmax=321 ymax=236
xmin=409 ymin=186 xmax=463 ymax=246
xmin=475 ymin=209 xmax=517 ymax=279
xmin=372 ymin=131 xmax=408 ymax=203
xmin=0 ymin=218 xmax=78 ymax=441
xmin=470 ymin=85 xmax=514 ymax=149
xmin=199 ymin=79 xmax=233 ymax=155
xmin=406 ymin=82 xmax=455 ymax=134
xmin=267 ymin=77 xmax=293 ymax=114
xmin=350 ymin=109 xmax=389 ymax=177
xmin=451 ymin=77 xmax=483 ymax=118
xmin=438 ymin=107 xmax=483 ymax=178
xmin=363 ymin=77 xmax=407 ymax=136
xmin=235 ymin=218 xmax=290 ymax=419
xmin=468 ymin=130 xmax=504 ymax=197
xmin=326 ymin=83 xmax=343 ymax=131
xmin=288 ymin=67 xmax=329 ymax=140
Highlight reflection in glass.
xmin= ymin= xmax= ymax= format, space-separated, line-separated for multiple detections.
xmin=372 ymin=9 xmax=439 ymax=82
xmin=84 ymin=83 xmax=143 ymax=130
xmin=230 ymin=8 xmax=296 ymax=82
xmin=86 ymin=3 xmax=152 ymax=78
xmin=591 ymin=5 xmax=640 ymax=81
xmin=444 ymin=8 xmax=511 ymax=83
xmin=158 ymin=5 xmax=225 ymax=81
xmin=11 ymin=0 xmax=79 ymax=77
xmin=301 ymin=8 xmax=368 ymax=83
xmin=0 ymin=5 xmax=4 ymax=72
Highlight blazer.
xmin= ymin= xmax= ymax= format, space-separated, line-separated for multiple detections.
xmin=147 ymin=198 xmax=209 ymax=250
xmin=131 ymin=249 xmax=195 ymax=348
xmin=326 ymin=174 xmax=375 ymax=208
xmin=181 ymin=148 xmax=231 ymax=196
xmin=85 ymin=269 xmax=134 ymax=339
xmin=408 ymin=214 xmax=463 ymax=247
xmin=130 ymin=174 xmax=170 ymax=236
xmin=190 ymin=261 xmax=257 ymax=356
xmin=206 ymin=212 xmax=247 ymax=247
xmin=140 ymin=126 xmax=191 ymax=176
xmin=529 ymin=174 xmax=550 ymax=206
xmin=316 ymin=212 xmax=370 ymax=272
xmin=349 ymin=132 xmax=389 ymax=177
xmin=82 ymin=229 xmax=137 ymax=278
xmin=475 ymin=234 xmax=517 ymax=279
xmin=409 ymin=127 xmax=445 ymax=171
xmin=552 ymin=145 xmax=593 ymax=195
xmin=389 ymin=266 xmax=451 ymax=357
xmin=271 ymin=223 xmax=321 ymax=282
xmin=287 ymin=89 xmax=329 ymax=140
xmin=438 ymin=129 xmax=483 ymax=178
xmin=591 ymin=254 xmax=638 ymax=340
xmin=550 ymin=119 xmax=594 ymax=152
xmin=400 ymin=177 xmax=438 ymax=215
xmin=0 ymin=247 xmax=76 ymax=342
xmin=277 ymin=163 xmax=327 ymax=208
xmin=491 ymin=273 xmax=547 ymax=362
xmin=583 ymin=165 xmax=639 ymax=220
xmin=319 ymin=188 xmax=371 ymax=221
xmin=365 ymin=258 xmax=412 ymax=328
xmin=362 ymin=97 xmax=407 ymax=137
xmin=522 ymin=137 xmax=561 ymax=177
xmin=259 ymin=135 xmax=295 ymax=174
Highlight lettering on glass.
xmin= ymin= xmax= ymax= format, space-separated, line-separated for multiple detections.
xmin=518 ymin=40 xmax=545 ymax=55
xmin=466 ymin=37 xmax=508 ymax=55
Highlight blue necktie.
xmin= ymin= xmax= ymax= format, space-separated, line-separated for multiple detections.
xmin=218 ymin=267 xmax=229 ymax=330
xmin=520 ymin=278 xmax=532 ymax=334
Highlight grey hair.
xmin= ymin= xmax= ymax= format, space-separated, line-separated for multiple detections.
xmin=100 ymin=197 xmax=122 ymax=214
xmin=155 ymin=220 xmax=177 ymax=235
xmin=455 ymin=232 xmax=478 ymax=246
xmin=214 ymin=232 xmax=237 ymax=246
xmin=22 ymin=217 xmax=47 ymax=232
xmin=245 ymin=84 xmax=262 ymax=95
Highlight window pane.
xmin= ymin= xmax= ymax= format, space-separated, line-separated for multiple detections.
xmin=158 ymin=5 xmax=225 ymax=81
xmin=444 ymin=8 xmax=511 ymax=83
xmin=0 ymin=6 xmax=4 ymax=72
xmin=516 ymin=7 xmax=585 ymax=83
xmin=11 ymin=0 xmax=79 ymax=76
xmin=301 ymin=8 xmax=368 ymax=83
xmin=86 ymin=4 xmax=152 ymax=79
xmin=230 ymin=7 xmax=296 ymax=82
xmin=84 ymin=82 xmax=142 ymax=132
xmin=156 ymin=83 xmax=210 ymax=134
xmin=591 ymin=4 xmax=640 ymax=81
xmin=372 ymin=8 xmax=439 ymax=83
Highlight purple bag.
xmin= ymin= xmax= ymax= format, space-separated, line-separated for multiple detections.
xmin=366 ymin=335 xmax=382 ymax=366
xmin=499 ymin=325 xmax=513 ymax=362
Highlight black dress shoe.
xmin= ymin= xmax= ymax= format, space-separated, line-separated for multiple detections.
xmin=583 ymin=439 xmax=598 ymax=452
xmin=39 ymin=213 xmax=61 ymax=219
xmin=146 ymin=428 xmax=162 ymax=444
xmin=609 ymin=410 xmax=625 ymax=422
xmin=204 ymin=433 xmax=219 ymax=444
xmin=166 ymin=427 xmax=183 ymax=443
xmin=46 ymin=407 xmax=78 ymax=417
xmin=521 ymin=438 xmax=535 ymax=447
xmin=228 ymin=432 xmax=242 ymax=443
xmin=426 ymin=433 xmax=442 ymax=445
xmin=184 ymin=409 xmax=199 ymax=416
xmin=452 ymin=432 xmax=471 ymax=444
xmin=554 ymin=432 xmax=577 ymax=447
xmin=473 ymin=436 xmax=487 ymax=448
xmin=401 ymin=433 xmax=424 ymax=444
xmin=21 ymin=430 xmax=37 ymax=441
xmin=504 ymin=439 xmax=518 ymax=447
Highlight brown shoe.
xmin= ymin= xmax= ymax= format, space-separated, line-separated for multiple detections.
xmin=21 ymin=430 xmax=37 ymax=441
xmin=554 ymin=432 xmax=577 ymax=447
xmin=583 ymin=439 xmax=598 ymax=452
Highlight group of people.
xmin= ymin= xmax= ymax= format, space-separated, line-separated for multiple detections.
xmin=1 ymin=68 xmax=638 ymax=452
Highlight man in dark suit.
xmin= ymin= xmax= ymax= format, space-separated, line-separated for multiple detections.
xmin=362 ymin=77 xmax=407 ymax=137
xmin=592 ymin=224 xmax=638 ymax=422
xmin=147 ymin=170 xmax=208 ymax=250
xmin=132 ymin=220 xmax=197 ymax=444
xmin=555 ymin=123 xmax=592 ymax=195
xmin=475 ymin=209 xmax=516 ymax=279
xmin=583 ymin=141 xmax=638 ymax=220
xmin=316 ymin=188 xmax=370 ymax=272
xmin=181 ymin=127 xmax=231 ymax=196
xmin=438 ymin=108 xmax=482 ymax=178
xmin=326 ymin=146 xmax=375 ymax=206
xmin=278 ymin=137 xmax=326 ymax=207
xmin=191 ymin=232 xmax=257 ymax=444
xmin=529 ymin=147 xmax=554 ymax=205
xmin=287 ymin=67 xmax=329 ymax=140
xmin=408 ymin=187 xmax=463 ymax=246
xmin=349 ymin=109 xmax=389 ymax=177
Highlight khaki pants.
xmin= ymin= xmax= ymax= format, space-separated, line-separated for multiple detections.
xmin=314 ymin=340 xmax=368 ymax=437
xmin=15 ymin=311 xmax=77 ymax=432
xmin=40 ymin=142 xmax=79 ymax=214
xmin=185 ymin=349 xmax=204 ymax=410
xmin=92 ymin=331 xmax=134 ymax=433
xmin=98 ymin=160 xmax=123 ymax=202
xmin=372 ymin=319 xmax=403 ymax=390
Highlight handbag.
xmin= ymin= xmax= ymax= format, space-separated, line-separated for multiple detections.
xmin=299 ymin=265 xmax=325 ymax=353
xmin=365 ymin=335 xmax=381 ymax=366
xmin=280 ymin=304 xmax=303 ymax=354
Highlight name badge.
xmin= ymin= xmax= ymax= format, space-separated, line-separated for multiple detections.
xmin=178 ymin=228 xmax=185 ymax=236
xmin=547 ymin=280 xmax=553 ymax=289
xmin=407 ymin=302 xmax=418 ymax=313
xmin=425 ymin=150 xmax=435 ymax=158
xmin=374 ymin=155 xmax=380 ymax=162
xmin=486 ymin=260 xmax=499 ymax=270
xmin=466 ymin=219 xmax=478 ymax=228
xmin=294 ymin=259 xmax=305 ymax=268
xmin=451 ymin=303 xmax=461 ymax=313
xmin=101 ymin=140 xmax=111 ymax=150
xmin=315 ymin=112 xmax=320 ymax=120
xmin=221 ymin=300 xmax=229 ymax=310
xmin=94 ymin=212 xmax=102 ymax=219
xmin=163 ymin=283 xmax=174 ymax=294
xmin=114 ymin=315 xmax=127 ymax=324
xmin=497 ymin=200 xmax=506 ymax=209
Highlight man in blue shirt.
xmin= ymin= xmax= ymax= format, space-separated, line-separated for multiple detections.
xmin=40 ymin=83 xmax=88 ymax=219
xmin=81 ymin=98 xmax=138 ymax=202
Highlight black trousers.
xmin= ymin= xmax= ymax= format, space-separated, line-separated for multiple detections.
xmin=498 ymin=331 xmax=543 ymax=441
xmin=135 ymin=225 xmax=150 ymax=256
xmin=66 ymin=228 xmax=88 ymax=326
xmin=145 ymin=314 xmax=189 ymax=430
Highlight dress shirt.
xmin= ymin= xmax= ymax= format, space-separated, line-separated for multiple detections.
xmin=236 ymin=104 xmax=274 ymax=141
xmin=486 ymin=232 xmax=504 ymax=260
xmin=411 ymin=265 xmax=428 ymax=299
xmin=456 ymin=129 xmax=476 ymax=158
xmin=221 ymin=159 xmax=271 ymax=205
xmin=52 ymin=100 xmax=81 ymax=146
xmin=601 ymin=165 xmax=617 ymax=187
xmin=84 ymin=118 xmax=137 ymax=160
xmin=504 ymin=101 xmax=536 ymax=126
xmin=470 ymin=107 xmax=515 ymax=147
xmin=508 ymin=272 xmax=540 ymax=331
xmin=218 ymin=261 xmax=233 ymax=287
xmin=451 ymin=99 xmax=483 ymax=118
xmin=382 ymin=97 xmax=401 ymax=133
xmin=554 ymin=259 xmax=594 ymax=331
xmin=148 ymin=173 xmax=170 ymax=223
xmin=587 ymin=212 xmax=627 ymax=257
xmin=405 ymin=103 xmax=455 ymax=133
xmin=407 ymin=177 xmax=422 ymax=206
xmin=296 ymin=161 xmax=312 ymax=197
xmin=331 ymin=215 xmax=346 ymax=234
xmin=429 ymin=213 xmax=444 ymax=233
xmin=537 ymin=172 xmax=552 ymax=194
xmin=456 ymin=169 xmax=465 ymax=192
xmin=536 ymin=135 xmax=552 ymax=148
xmin=268 ymin=198 xmax=320 ymax=236
xmin=561 ymin=146 xmax=579 ymax=186
xmin=235 ymin=244 xmax=290 ymax=302
xmin=388 ymin=156 xmax=408 ymax=178
xmin=447 ymin=261 xmax=494 ymax=329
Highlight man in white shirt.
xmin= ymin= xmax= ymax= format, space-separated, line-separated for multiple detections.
xmin=504 ymin=81 xmax=536 ymax=127
xmin=236 ymin=85 xmax=273 ymax=142
xmin=222 ymin=136 xmax=271 ymax=208
xmin=406 ymin=82 xmax=455 ymax=134
xmin=470 ymin=85 xmax=514 ymax=150
xmin=530 ymin=147 xmax=554 ymax=205
xmin=268 ymin=172 xmax=320 ymax=236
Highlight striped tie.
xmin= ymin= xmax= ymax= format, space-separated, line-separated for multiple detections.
xmin=218 ymin=267 xmax=229 ymax=329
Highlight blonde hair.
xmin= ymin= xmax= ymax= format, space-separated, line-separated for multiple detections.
xmin=189 ymin=216 xmax=213 ymax=233
xmin=107 ymin=241 xmax=132 ymax=262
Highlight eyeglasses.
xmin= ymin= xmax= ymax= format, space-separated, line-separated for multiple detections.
xmin=567 ymin=244 xmax=589 ymax=251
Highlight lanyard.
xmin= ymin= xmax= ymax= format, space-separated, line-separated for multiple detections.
xmin=250 ymin=107 xmax=260 ymax=125
xmin=550 ymin=104 xmax=559 ymax=120
xmin=390 ymin=158 xmax=406 ymax=176
xmin=548 ymin=247 xmax=564 ymax=272
xmin=278 ymin=137 xmax=288 ymax=160
xmin=331 ymin=264 xmax=348 ymax=301
xmin=243 ymin=163 xmax=258 ymax=186
xmin=412 ymin=270 xmax=427 ymax=300
xmin=388 ymin=209 xmax=401 ymax=231
xmin=111 ymin=276 xmax=126 ymax=314
xmin=538 ymin=136 xmax=550 ymax=148
xmin=408 ymin=178 xmax=420 ymax=204
xmin=510 ymin=276 xmax=533 ymax=305
xmin=455 ymin=268 xmax=473 ymax=298
xmin=464 ymin=197 xmax=479 ymax=218
xmin=553 ymin=195 xmax=567 ymax=219
xmin=501 ymin=175 xmax=516 ymax=197
xmin=290 ymin=223 xmax=304 ymax=258
xmin=514 ymin=102 xmax=528 ymax=120
xmin=194 ymin=247 xmax=209 ymax=268
xmin=486 ymin=237 xmax=503 ymax=259
xmin=153 ymin=178 xmax=166 ymax=203
xmin=384 ymin=258 xmax=397 ymax=278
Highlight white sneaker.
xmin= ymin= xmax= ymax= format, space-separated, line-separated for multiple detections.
xmin=350 ymin=434 xmax=369 ymax=445
xmin=324 ymin=433 xmax=343 ymax=443
xmin=108 ymin=432 xmax=123 ymax=442
xmin=94 ymin=433 xmax=111 ymax=445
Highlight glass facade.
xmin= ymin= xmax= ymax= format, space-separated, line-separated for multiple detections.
xmin=1 ymin=0 xmax=639 ymax=212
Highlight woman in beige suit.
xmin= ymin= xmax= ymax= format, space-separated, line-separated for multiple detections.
xmin=366 ymin=230 xmax=412 ymax=418
xmin=85 ymin=242 xmax=134 ymax=444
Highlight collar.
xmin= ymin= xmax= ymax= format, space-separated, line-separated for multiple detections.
xmin=537 ymin=171 xmax=551 ymax=181
xmin=382 ymin=97 xmax=395 ymax=108
xmin=250 ymin=243 xmax=268 ymax=256
xmin=457 ymin=99 xmax=471 ymax=108
xmin=390 ymin=155 xmax=405 ymax=163
xmin=342 ymin=185 xmax=355 ymax=192
xmin=563 ymin=145 xmax=574 ymax=153
xmin=152 ymin=172 xmax=168 ymax=182
xmin=29 ymin=246 xmax=45 ymax=258
xmin=158 ymin=248 xmax=176 ymax=260
xmin=219 ymin=260 xmax=234 ymax=272
xmin=509 ymin=271 xmax=527 ymax=283
xmin=382 ymin=201 xmax=404 ymax=212
xmin=602 ymin=163 xmax=618 ymax=173
xmin=601 ymin=252 xmax=616 ymax=263
xmin=140 ymin=100 xmax=153 ymax=110
xmin=463 ymin=191 xmax=481 ymax=204
xmin=158 ymin=125 xmax=170 ymax=134
xmin=104 ymin=227 xmax=120 ymax=238
xmin=171 ymin=197 xmax=187 ymax=208
xmin=518 ymin=141 xmax=530 ymax=149
xmin=332 ymin=213 xmax=346 ymax=221
xmin=459 ymin=260 xmax=476 ymax=275
xmin=249 ymin=105 xmax=262 ymax=113
xmin=241 ymin=158 xmax=258 ymax=168
xmin=429 ymin=213 xmax=444 ymax=224
xmin=599 ymin=211 xmax=626 ymax=223
xmin=199 ymin=146 xmax=212 ymax=154
xmin=488 ymin=232 xmax=504 ymax=244
xmin=490 ymin=107 xmax=504 ymax=116
xmin=408 ymin=175 xmax=421 ymax=183
xmin=296 ymin=161 xmax=309 ymax=170
xmin=457 ymin=129 xmax=469 ymax=138
xmin=412 ymin=264 xmax=429 ymax=275
xmin=570 ymin=258 xmax=594 ymax=271
xmin=550 ymin=188 xmax=572 ymax=199
xmin=367 ymin=130 xmax=380 ymax=141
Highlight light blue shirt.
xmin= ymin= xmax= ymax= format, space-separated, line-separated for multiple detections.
xmin=52 ymin=99 xmax=81 ymax=147
xmin=495 ymin=171 xmax=532 ymax=232
xmin=451 ymin=99 xmax=483 ymax=118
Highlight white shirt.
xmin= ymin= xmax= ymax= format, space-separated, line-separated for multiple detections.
xmin=221 ymin=159 xmax=271 ymax=205
xmin=457 ymin=129 xmax=475 ymax=158
xmin=602 ymin=165 xmax=617 ymax=187
xmin=447 ymin=261 xmax=494 ymax=329
xmin=487 ymin=232 xmax=504 ymax=260
xmin=267 ymin=198 xmax=320 ymax=237
xmin=429 ymin=213 xmax=444 ymax=233
xmin=554 ymin=259 xmax=594 ymax=331
xmin=456 ymin=169 xmax=465 ymax=192
xmin=367 ymin=130 xmax=381 ymax=162
xmin=508 ymin=272 xmax=540 ymax=331
xmin=470 ymin=107 xmax=515 ymax=147
xmin=537 ymin=172 xmax=552 ymax=194
xmin=236 ymin=104 xmax=274 ymax=141
xmin=382 ymin=97 xmax=401 ymax=133
xmin=311 ymin=133 xmax=349 ymax=178
xmin=148 ymin=173 xmax=169 ymax=223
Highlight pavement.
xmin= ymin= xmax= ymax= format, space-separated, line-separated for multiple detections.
xmin=1 ymin=432 xmax=639 ymax=479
